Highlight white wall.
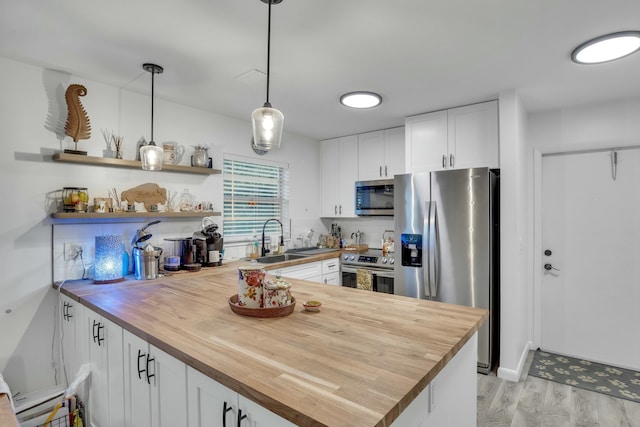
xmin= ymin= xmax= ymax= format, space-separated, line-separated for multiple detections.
xmin=0 ymin=56 xmax=322 ymax=394
xmin=497 ymin=90 xmax=533 ymax=381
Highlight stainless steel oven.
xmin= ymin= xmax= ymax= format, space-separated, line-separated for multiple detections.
xmin=340 ymin=250 xmax=395 ymax=294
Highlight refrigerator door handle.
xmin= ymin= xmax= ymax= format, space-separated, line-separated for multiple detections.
xmin=425 ymin=201 xmax=438 ymax=299
xmin=432 ymin=203 xmax=440 ymax=298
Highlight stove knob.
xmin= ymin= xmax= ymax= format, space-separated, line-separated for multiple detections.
xmin=389 ymin=258 xmax=395 ymax=265
xmin=382 ymin=258 xmax=388 ymax=264
xmin=349 ymin=255 xmax=355 ymax=261
xmin=343 ymin=254 xmax=348 ymax=261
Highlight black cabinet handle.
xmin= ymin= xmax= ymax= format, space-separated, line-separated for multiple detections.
xmin=237 ymin=409 xmax=247 ymax=427
xmin=145 ymin=354 xmax=155 ymax=384
xmin=63 ymin=302 xmax=73 ymax=321
xmin=66 ymin=303 xmax=73 ymax=320
xmin=137 ymin=349 xmax=146 ymax=380
xmin=97 ymin=323 xmax=105 ymax=346
xmin=223 ymin=401 xmax=233 ymax=427
xmin=92 ymin=320 xmax=99 ymax=343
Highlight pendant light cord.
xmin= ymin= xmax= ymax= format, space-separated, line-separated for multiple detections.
xmin=266 ymin=0 xmax=272 ymax=105
xmin=150 ymin=70 xmax=155 ymax=144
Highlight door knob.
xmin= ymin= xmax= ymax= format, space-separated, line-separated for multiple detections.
xmin=544 ymin=249 xmax=552 ymax=256
xmin=544 ymin=263 xmax=559 ymax=271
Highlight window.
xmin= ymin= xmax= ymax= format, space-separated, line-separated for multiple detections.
xmin=223 ymin=155 xmax=289 ymax=240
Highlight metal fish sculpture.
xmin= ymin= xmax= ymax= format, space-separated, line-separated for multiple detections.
xmin=64 ymin=84 xmax=91 ymax=145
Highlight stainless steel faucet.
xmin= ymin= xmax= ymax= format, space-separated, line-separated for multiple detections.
xmin=261 ymin=218 xmax=284 ymax=257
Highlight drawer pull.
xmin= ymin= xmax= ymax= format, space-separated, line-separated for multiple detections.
xmin=146 ymin=355 xmax=155 ymax=384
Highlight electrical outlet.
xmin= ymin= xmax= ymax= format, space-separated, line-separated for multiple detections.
xmin=64 ymin=242 xmax=83 ymax=260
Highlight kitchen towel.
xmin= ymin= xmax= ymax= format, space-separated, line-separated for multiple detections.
xmin=356 ymin=269 xmax=372 ymax=291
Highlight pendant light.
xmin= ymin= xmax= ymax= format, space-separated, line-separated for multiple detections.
xmin=140 ymin=63 xmax=164 ymax=170
xmin=251 ymin=0 xmax=284 ymax=152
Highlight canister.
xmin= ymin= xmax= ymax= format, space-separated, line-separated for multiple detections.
xmin=237 ymin=265 xmax=266 ymax=308
xmin=263 ymin=278 xmax=292 ymax=308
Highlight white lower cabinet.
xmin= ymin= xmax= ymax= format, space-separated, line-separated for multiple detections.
xmin=59 ymin=295 xmax=88 ymax=393
xmin=278 ymin=258 xmax=340 ymax=285
xmin=86 ymin=310 xmax=124 ymax=427
xmin=187 ymin=367 xmax=295 ymax=427
xmin=277 ymin=261 xmax=322 ymax=282
xmin=389 ymin=333 xmax=477 ymax=426
xmin=321 ymin=258 xmax=340 ymax=285
xmin=123 ymin=330 xmax=187 ymax=427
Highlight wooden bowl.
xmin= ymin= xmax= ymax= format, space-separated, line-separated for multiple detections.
xmin=228 ymin=294 xmax=296 ymax=318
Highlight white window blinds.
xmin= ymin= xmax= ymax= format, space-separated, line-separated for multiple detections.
xmin=223 ymin=156 xmax=289 ymax=239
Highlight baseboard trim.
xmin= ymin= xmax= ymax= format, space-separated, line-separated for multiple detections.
xmin=497 ymin=340 xmax=534 ymax=382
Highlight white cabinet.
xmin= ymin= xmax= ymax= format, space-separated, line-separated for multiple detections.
xmin=123 ymin=330 xmax=187 ymax=427
xmin=59 ymin=295 xmax=88 ymax=391
xmin=358 ymin=127 xmax=405 ymax=180
xmin=321 ymin=258 xmax=340 ymax=285
xmin=277 ymin=261 xmax=322 ymax=283
xmin=86 ymin=310 xmax=125 ymax=427
xmin=405 ymin=100 xmax=498 ymax=174
xmin=187 ymin=367 xmax=295 ymax=427
xmin=320 ymin=135 xmax=358 ymax=217
xmin=389 ymin=333 xmax=477 ymax=427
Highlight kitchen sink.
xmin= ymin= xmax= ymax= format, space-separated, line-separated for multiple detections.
xmin=252 ymin=253 xmax=310 ymax=264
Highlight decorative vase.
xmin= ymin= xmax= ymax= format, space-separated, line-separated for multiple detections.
xmin=192 ymin=145 xmax=208 ymax=168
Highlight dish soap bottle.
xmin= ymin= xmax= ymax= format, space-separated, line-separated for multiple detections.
xmin=250 ymin=233 xmax=259 ymax=259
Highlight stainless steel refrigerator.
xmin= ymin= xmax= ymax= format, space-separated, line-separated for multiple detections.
xmin=394 ymin=168 xmax=499 ymax=374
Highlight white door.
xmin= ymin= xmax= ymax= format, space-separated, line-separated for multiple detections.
xmin=541 ymin=148 xmax=640 ymax=370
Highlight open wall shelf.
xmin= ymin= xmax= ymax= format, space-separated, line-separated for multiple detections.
xmin=52 ymin=153 xmax=221 ymax=175
xmin=50 ymin=211 xmax=221 ymax=224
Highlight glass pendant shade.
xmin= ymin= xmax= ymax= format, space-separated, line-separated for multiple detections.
xmin=252 ymin=103 xmax=284 ymax=150
xmin=140 ymin=143 xmax=164 ymax=170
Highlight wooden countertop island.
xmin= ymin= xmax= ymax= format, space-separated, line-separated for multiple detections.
xmin=55 ymin=258 xmax=487 ymax=426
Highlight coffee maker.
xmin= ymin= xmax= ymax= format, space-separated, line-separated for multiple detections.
xmin=193 ymin=218 xmax=223 ymax=266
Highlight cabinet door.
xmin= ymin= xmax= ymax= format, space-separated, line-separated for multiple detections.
xmin=320 ymin=138 xmax=340 ymax=217
xmin=59 ymin=295 xmax=78 ymax=383
xmin=279 ymin=261 xmax=322 ymax=281
xmin=150 ymin=344 xmax=187 ymax=427
xmin=338 ymin=135 xmax=358 ymax=217
xmin=405 ymin=110 xmax=448 ymax=173
xmin=187 ymin=367 xmax=238 ymax=427
xmin=87 ymin=313 xmax=124 ymax=427
xmin=322 ymin=272 xmax=340 ymax=286
xmin=383 ymin=127 xmax=405 ymax=178
xmin=447 ymin=100 xmax=498 ymax=170
xmin=123 ymin=331 xmax=152 ymax=427
xmin=358 ymin=130 xmax=385 ymax=181
xmin=238 ymin=395 xmax=296 ymax=427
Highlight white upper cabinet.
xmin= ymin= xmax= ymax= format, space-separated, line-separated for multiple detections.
xmin=320 ymin=135 xmax=358 ymax=217
xmin=405 ymin=100 xmax=498 ymax=173
xmin=358 ymin=127 xmax=405 ymax=181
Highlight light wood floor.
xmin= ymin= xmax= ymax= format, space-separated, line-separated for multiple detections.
xmin=477 ymin=351 xmax=640 ymax=426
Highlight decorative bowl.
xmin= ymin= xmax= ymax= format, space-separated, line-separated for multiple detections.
xmin=302 ymin=300 xmax=322 ymax=312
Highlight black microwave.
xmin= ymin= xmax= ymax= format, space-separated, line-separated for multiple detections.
xmin=355 ymin=179 xmax=394 ymax=216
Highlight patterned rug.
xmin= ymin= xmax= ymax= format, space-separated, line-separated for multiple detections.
xmin=528 ymin=350 xmax=640 ymax=403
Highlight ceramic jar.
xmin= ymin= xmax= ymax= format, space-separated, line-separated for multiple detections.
xmin=263 ymin=278 xmax=292 ymax=308
xmin=237 ymin=265 xmax=266 ymax=308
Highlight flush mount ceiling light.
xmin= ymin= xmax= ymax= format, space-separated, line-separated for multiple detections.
xmin=140 ymin=63 xmax=164 ymax=170
xmin=340 ymin=91 xmax=382 ymax=109
xmin=251 ymin=0 xmax=284 ymax=153
xmin=571 ymin=31 xmax=640 ymax=64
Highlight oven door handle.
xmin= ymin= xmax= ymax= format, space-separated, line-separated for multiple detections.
xmin=341 ymin=265 xmax=395 ymax=278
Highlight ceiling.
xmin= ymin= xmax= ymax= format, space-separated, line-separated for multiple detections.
xmin=1 ymin=0 xmax=640 ymax=141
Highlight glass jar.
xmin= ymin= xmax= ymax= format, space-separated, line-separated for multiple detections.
xmin=179 ymin=189 xmax=195 ymax=212
xmin=192 ymin=145 xmax=209 ymax=168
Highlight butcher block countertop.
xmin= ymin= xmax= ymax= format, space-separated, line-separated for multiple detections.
xmin=55 ymin=255 xmax=487 ymax=427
